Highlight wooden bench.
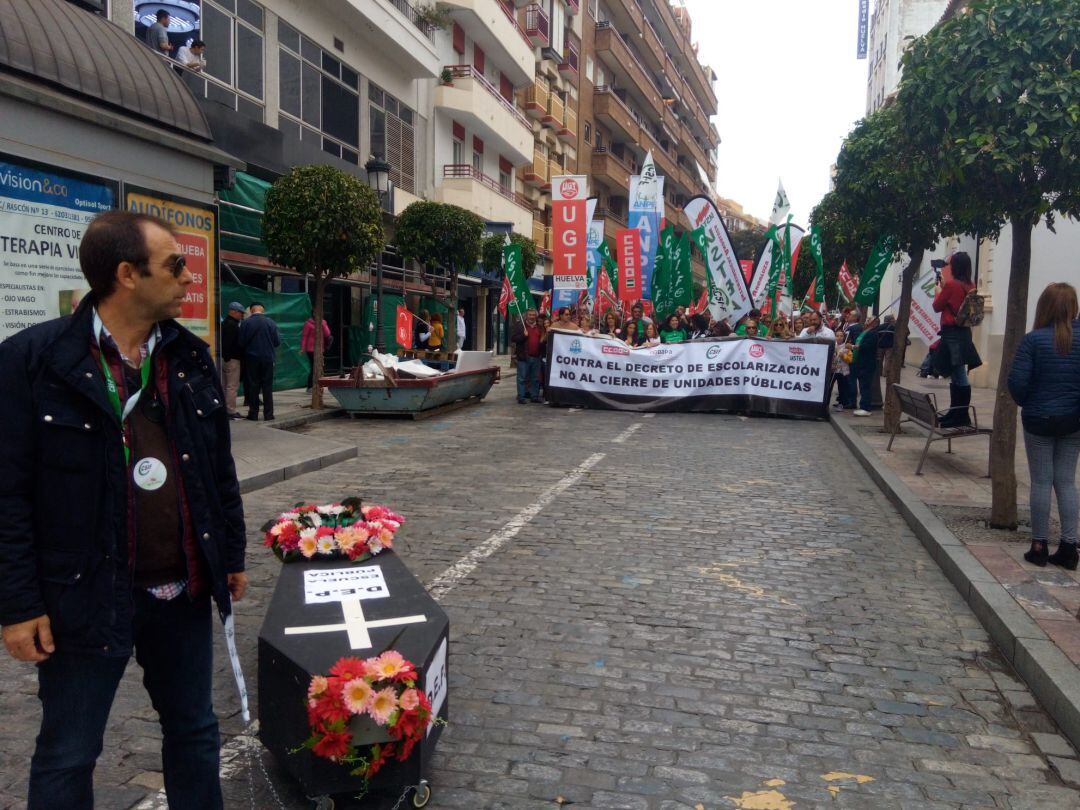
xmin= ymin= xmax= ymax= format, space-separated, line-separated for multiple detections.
xmin=886 ymin=385 xmax=993 ymax=475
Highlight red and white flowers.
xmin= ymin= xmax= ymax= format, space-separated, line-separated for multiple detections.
xmin=263 ymin=500 xmax=405 ymax=564
xmin=302 ymin=652 xmax=434 ymax=780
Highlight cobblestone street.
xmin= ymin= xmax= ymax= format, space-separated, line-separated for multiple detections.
xmin=3 ymin=378 xmax=1079 ymax=809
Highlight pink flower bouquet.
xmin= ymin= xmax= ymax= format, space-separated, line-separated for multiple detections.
xmin=262 ymin=498 xmax=404 ymax=564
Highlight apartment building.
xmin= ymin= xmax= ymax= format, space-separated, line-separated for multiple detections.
xmin=572 ymin=0 xmax=719 ymax=285
xmin=865 ymin=0 xmax=947 ymax=113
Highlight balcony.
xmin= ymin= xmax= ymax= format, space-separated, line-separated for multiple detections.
xmin=639 ymin=126 xmax=679 ymax=180
xmin=684 ymin=59 xmax=717 ymax=113
xmin=436 ymin=65 xmax=532 ymax=164
xmin=597 ymin=206 xmax=629 ymax=242
xmin=591 ymin=148 xmax=632 ymax=193
xmin=439 ymin=0 xmax=534 ymax=85
xmin=348 ymin=0 xmax=440 ymax=78
xmin=437 ymin=165 xmax=533 ymax=233
xmin=593 ymin=87 xmax=640 ymax=143
xmin=640 ymin=18 xmax=666 ymax=73
xmin=532 ymin=219 xmax=551 ymax=255
xmin=542 ymin=92 xmax=564 ymax=129
xmin=523 ymin=148 xmax=549 ymax=187
xmin=557 ymin=105 xmax=576 ymax=143
xmin=566 ymin=0 xmax=580 ymax=15
xmin=558 ymin=35 xmax=579 ymax=79
xmin=523 ymin=3 xmax=550 ymax=47
xmin=521 ymin=76 xmax=549 ymax=119
xmin=679 ymin=129 xmax=710 ymax=178
xmin=605 ymin=0 xmax=641 ymax=35
xmin=594 ymin=23 xmax=664 ymax=119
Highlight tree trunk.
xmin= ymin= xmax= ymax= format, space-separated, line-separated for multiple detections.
xmin=883 ymin=248 xmax=923 ymax=434
xmin=989 ymin=219 xmax=1033 ymax=529
xmin=311 ymin=273 xmax=326 ymax=410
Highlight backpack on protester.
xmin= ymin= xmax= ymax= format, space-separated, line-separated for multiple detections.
xmin=955 ymin=288 xmax=985 ymax=327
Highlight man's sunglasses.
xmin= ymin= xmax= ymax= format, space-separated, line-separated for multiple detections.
xmin=133 ymin=255 xmax=187 ymax=278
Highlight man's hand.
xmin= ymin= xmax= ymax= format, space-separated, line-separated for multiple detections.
xmin=2 ymin=615 xmax=54 ymax=662
xmin=227 ymin=572 xmax=248 ymax=602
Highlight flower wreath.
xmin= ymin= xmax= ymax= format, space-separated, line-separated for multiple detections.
xmin=263 ymin=498 xmax=405 ymax=563
xmin=302 ymin=652 xmax=433 ymax=780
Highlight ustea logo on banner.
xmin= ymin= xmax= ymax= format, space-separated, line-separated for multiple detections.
xmin=570 ymin=339 xmax=583 ymax=354
xmin=560 ymin=178 xmax=579 ymax=198
xmin=789 ymin=346 xmax=805 ymax=361
xmin=748 ymin=343 xmax=765 ymax=359
xmin=602 ymin=344 xmax=630 ymax=356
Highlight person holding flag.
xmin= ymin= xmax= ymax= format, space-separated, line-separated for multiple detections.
xmin=510 ymin=308 xmax=545 ymax=404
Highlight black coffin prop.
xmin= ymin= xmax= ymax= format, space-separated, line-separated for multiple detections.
xmin=258 ymin=554 xmax=449 ymax=802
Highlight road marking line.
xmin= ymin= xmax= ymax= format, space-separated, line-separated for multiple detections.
xmin=612 ymin=423 xmax=642 ymax=443
xmin=643 ymin=413 xmax=655 ymax=418
xmin=428 ymin=452 xmax=606 ymax=599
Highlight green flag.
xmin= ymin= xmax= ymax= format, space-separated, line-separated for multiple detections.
xmin=807 ymin=226 xmax=826 ymax=308
xmin=765 ymin=224 xmax=784 ymax=304
xmin=837 ymin=279 xmax=851 ymax=305
xmin=503 ymin=243 xmax=531 ymax=318
xmin=855 ymin=234 xmax=893 ymax=306
xmin=672 ymin=231 xmax=692 ymax=310
xmin=690 ymin=226 xmax=716 ymax=312
xmin=651 ymin=225 xmax=675 ymax=320
xmin=597 ymin=239 xmax=618 ymax=290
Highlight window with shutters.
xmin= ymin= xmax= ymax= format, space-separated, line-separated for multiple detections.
xmin=369 ymin=83 xmax=416 ymax=193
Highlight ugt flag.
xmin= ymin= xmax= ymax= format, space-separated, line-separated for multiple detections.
xmin=395 ymin=305 xmax=413 ymax=348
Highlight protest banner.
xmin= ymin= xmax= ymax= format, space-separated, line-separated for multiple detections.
xmin=616 ymin=228 xmax=641 ymax=309
xmin=629 ymin=152 xmax=663 ymax=299
xmin=683 ymin=196 xmax=753 ymax=323
xmin=551 ymin=175 xmax=588 ymax=291
xmin=545 ymin=332 xmax=833 ymax=418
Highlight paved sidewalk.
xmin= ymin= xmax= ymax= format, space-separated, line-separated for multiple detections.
xmin=834 ymin=366 xmax=1080 ymax=755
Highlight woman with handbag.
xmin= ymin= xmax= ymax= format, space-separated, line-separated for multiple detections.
xmin=1009 ymin=283 xmax=1080 ymax=569
xmin=932 ymin=252 xmax=982 ymax=426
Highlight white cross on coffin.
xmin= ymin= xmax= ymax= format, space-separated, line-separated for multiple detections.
xmin=283 ymin=598 xmax=427 ymax=650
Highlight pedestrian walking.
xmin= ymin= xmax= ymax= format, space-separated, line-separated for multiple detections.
xmin=1009 ymin=282 xmax=1080 ymax=570
xmin=511 ymin=308 xmax=545 ymax=403
xmin=238 ymin=301 xmax=280 ymax=420
xmin=220 ymin=301 xmax=245 ymax=418
xmin=301 ymin=315 xmax=331 ymax=392
xmin=932 ymin=251 xmax=982 ymax=426
xmin=456 ymin=307 xmax=466 ymax=351
xmin=0 ymin=210 xmax=246 ymax=810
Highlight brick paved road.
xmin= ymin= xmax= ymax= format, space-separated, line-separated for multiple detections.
xmin=2 ymin=376 xmax=1079 ymax=809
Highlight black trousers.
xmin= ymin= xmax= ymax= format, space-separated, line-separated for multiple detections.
xmin=244 ymin=356 xmax=275 ymax=418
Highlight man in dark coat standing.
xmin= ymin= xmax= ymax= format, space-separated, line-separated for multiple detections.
xmin=238 ymin=301 xmax=280 ymax=420
xmin=0 ymin=211 xmax=246 ymax=810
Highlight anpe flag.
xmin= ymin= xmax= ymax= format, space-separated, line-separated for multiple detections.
xmin=395 ymin=305 xmax=413 ymax=348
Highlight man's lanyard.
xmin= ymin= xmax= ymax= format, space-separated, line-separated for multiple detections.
xmin=93 ymin=310 xmax=158 ymax=465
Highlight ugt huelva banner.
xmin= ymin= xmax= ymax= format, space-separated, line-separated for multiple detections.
xmin=552 ymin=175 xmax=588 ymax=292
xmin=544 ymin=332 xmax=834 ymax=418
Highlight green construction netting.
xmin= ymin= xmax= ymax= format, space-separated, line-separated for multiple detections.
xmin=221 ymin=282 xmax=310 ymax=391
xmin=220 ymin=172 xmax=270 ymax=257
xmin=347 ymin=294 xmax=406 ymax=364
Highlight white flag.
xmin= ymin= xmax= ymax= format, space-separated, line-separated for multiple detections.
xmin=769 ymin=179 xmax=790 ymax=226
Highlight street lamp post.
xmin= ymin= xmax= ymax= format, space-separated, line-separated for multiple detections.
xmin=364 ymin=154 xmax=391 ymax=352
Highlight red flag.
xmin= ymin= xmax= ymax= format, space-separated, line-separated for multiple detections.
xmin=838 ymin=261 xmax=858 ymax=301
xmin=395 ymin=305 xmax=413 ymax=348
xmin=498 ymin=274 xmax=511 ymax=317
xmin=539 ymin=290 xmax=552 ymax=315
xmin=739 ymin=259 xmax=754 ymax=283
xmin=595 ymin=267 xmax=619 ymax=318
xmin=688 ymin=287 xmax=708 ymax=316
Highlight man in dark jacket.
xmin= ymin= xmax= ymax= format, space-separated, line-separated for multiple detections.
xmin=851 ymin=315 xmax=882 ymax=417
xmin=220 ymin=301 xmax=245 ymax=418
xmin=0 ymin=211 xmax=246 ymax=810
xmin=510 ymin=308 xmax=545 ymax=403
xmin=238 ymin=301 xmax=280 ymax=420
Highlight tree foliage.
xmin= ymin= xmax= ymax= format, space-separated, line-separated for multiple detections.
xmin=896 ymin=0 xmax=1080 ymax=527
xmin=263 ymin=165 xmax=383 ymax=408
xmin=263 ymin=165 xmax=383 ymax=279
xmin=728 ymin=226 xmax=767 ymax=267
xmin=481 ymin=232 xmax=539 ymax=276
xmin=394 ymin=201 xmax=484 ymax=275
xmin=809 ymin=189 xmax=873 ymax=302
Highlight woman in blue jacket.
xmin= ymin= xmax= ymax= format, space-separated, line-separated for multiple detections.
xmin=1009 ymin=283 xmax=1080 ymax=569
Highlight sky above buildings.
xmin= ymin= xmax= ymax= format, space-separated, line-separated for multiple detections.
xmin=684 ymin=0 xmax=870 ymax=227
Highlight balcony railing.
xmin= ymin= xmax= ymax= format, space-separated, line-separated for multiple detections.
xmin=565 ymin=0 xmax=580 ymax=14
xmin=595 ymin=206 xmax=628 ymax=228
xmin=387 ymin=0 xmax=437 ymax=41
xmin=444 ymin=65 xmax=530 ymax=129
xmin=443 ymin=164 xmax=533 ymax=211
xmin=498 ymin=0 xmax=533 ymax=46
xmin=524 ymin=3 xmax=550 ymax=47
xmin=524 ymin=148 xmax=549 ymax=186
xmin=558 ymin=105 xmax=577 ymax=141
xmin=521 ymin=76 xmax=549 ymax=118
xmin=543 ymin=92 xmax=565 ymax=127
xmin=559 ymin=35 xmax=579 ymax=76
xmin=532 ymin=219 xmax=551 ymax=253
